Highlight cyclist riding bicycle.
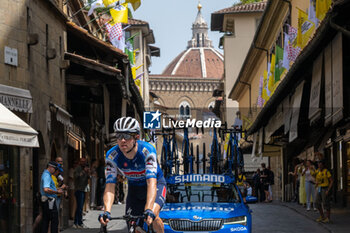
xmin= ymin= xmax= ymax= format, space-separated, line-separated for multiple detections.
xmin=98 ymin=117 xmax=167 ymax=233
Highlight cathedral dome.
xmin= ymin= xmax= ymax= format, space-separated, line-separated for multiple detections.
xmin=161 ymin=4 xmax=224 ymax=79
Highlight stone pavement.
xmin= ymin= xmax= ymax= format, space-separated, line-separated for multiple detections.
xmin=61 ymin=204 xmax=128 ymax=233
xmin=281 ymin=201 xmax=350 ymax=233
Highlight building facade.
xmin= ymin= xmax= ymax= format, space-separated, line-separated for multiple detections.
xmin=227 ymin=0 xmax=350 ymax=206
xmin=211 ymin=1 xmax=266 ymax=127
xmin=0 ymin=0 xmax=148 ymax=232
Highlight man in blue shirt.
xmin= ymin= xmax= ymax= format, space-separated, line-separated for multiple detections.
xmin=40 ymin=161 xmax=63 ymax=233
xmin=99 ymin=117 xmax=166 ymax=233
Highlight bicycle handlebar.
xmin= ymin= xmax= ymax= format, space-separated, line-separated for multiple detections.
xmin=111 ymin=215 xmax=145 ymax=220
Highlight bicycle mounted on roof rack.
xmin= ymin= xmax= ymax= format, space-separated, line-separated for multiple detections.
xmin=151 ymin=121 xmax=245 ymax=178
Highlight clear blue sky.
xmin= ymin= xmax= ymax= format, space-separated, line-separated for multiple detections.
xmin=133 ymin=0 xmax=239 ymax=74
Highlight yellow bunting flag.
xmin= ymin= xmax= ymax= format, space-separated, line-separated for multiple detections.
xmin=316 ymin=0 xmax=332 ymax=21
xmin=268 ymin=54 xmax=276 ymax=93
xmin=297 ymin=9 xmax=315 ymax=49
xmin=110 ymin=3 xmax=128 ymax=24
xmin=103 ymin=0 xmax=118 ymax=7
xmin=126 ymin=0 xmax=141 ymax=11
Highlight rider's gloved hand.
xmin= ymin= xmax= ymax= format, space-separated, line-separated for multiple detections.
xmin=98 ymin=211 xmax=111 ymax=225
xmin=144 ymin=209 xmax=156 ymax=225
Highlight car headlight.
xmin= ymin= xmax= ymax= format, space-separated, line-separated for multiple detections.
xmin=224 ymin=216 xmax=247 ymax=225
xmin=161 ymin=218 xmax=169 ymax=225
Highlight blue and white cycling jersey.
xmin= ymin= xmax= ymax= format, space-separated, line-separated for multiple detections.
xmin=105 ymin=140 xmax=165 ymax=186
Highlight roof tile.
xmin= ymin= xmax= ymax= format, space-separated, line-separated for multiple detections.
xmin=214 ymin=1 xmax=267 ymax=14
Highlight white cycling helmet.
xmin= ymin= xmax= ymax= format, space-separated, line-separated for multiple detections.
xmin=113 ymin=117 xmax=140 ymax=134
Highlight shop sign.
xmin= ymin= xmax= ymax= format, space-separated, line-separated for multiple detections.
xmin=0 ymin=84 xmax=33 ymax=113
xmin=0 ymin=132 xmax=39 ymax=148
xmin=67 ymin=133 xmax=79 ymax=150
xmin=4 ymin=46 xmax=18 ymax=66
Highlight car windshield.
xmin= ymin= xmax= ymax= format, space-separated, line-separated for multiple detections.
xmin=166 ymin=182 xmax=241 ymax=203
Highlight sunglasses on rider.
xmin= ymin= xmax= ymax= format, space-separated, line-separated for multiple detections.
xmin=116 ymin=133 xmax=136 ymax=140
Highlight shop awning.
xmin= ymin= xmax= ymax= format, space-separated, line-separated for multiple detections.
xmin=0 ymin=103 xmax=39 ymax=147
xmin=50 ymin=103 xmax=72 ymax=129
xmin=0 ymin=84 xmax=33 ymax=113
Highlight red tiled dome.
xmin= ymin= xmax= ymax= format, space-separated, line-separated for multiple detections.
xmin=162 ymin=47 xmax=224 ymax=79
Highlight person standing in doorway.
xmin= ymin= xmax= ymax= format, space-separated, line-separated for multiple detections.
xmin=252 ymin=169 xmax=261 ymax=201
xmin=40 ymin=161 xmax=63 ymax=233
xmin=73 ymin=158 xmax=90 ymax=229
xmin=96 ymin=158 xmax=106 ymax=210
xmin=267 ymin=166 xmax=274 ymax=201
xmin=260 ymin=163 xmax=270 ymax=202
xmin=90 ymin=160 xmax=98 ymax=209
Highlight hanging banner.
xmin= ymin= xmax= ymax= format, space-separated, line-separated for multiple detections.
xmin=332 ymin=32 xmax=343 ymax=125
xmin=251 ymin=132 xmax=257 ymax=158
xmin=324 ymin=42 xmax=332 ymax=126
xmin=309 ymin=52 xmax=323 ymax=123
xmin=289 ymin=81 xmax=305 ymax=142
xmin=258 ymin=127 xmax=263 ymax=158
xmin=283 ymin=96 xmax=291 ymax=135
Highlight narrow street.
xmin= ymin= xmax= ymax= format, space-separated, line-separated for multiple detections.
xmin=250 ymin=203 xmax=329 ymax=233
xmin=61 ymin=203 xmax=331 ymax=233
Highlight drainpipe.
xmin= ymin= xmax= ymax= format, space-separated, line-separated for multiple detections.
xmin=253 ymin=42 xmax=269 ymax=69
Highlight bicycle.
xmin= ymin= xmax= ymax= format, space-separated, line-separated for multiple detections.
xmin=160 ymin=132 xmax=171 ymax=178
xmin=170 ymin=128 xmax=179 ymax=175
xmin=221 ymin=126 xmax=244 ymax=179
xmin=181 ymin=127 xmax=190 ymax=174
xmin=209 ymin=127 xmax=221 ymax=174
xmin=99 ymin=214 xmax=154 ymax=233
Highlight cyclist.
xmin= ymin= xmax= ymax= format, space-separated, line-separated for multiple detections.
xmin=99 ymin=117 xmax=166 ymax=233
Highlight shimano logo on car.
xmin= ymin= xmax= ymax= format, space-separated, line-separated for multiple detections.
xmin=174 ymin=174 xmax=225 ymax=183
xmin=163 ymin=118 xmax=222 ymax=128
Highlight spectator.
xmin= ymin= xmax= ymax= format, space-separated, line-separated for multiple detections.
xmin=90 ymin=160 xmax=98 ymax=209
xmin=51 ymin=163 xmax=66 ymax=231
xmin=236 ymin=169 xmax=247 ymax=203
xmin=260 ymin=163 xmax=271 ymax=202
xmin=73 ymin=158 xmax=90 ymax=229
xmin=117 ymin=175 xmax=125 ymax=204
xmin=40 ymin=161 xmax=63 ymax=233
xmin=252 ymin=169 xmax=263 ymax=201
xmin=68 ymin=160 xmax=78 ymax=220
xmin=246 ymin=182 xmax=252 ymax=196
xmin=267 ymin=166 xmax=274 ymax=201
xmin=83 ymin=163 xmax=91 ymax=214
xmin=96 ymin=157 xmax=106 ymax=210
xmin=298 ymin=160 xmax=306 ymax=206
xmin=53 ymin=156 xmax=67 ymax=229
xmin=315 ymin=160 xmax=333 ymax=223
xmin=289 ymin=159 xmax=302 ymax=203
xmin=0 ymin=164 xmax=9 ymax=232
xmin=303 ymin=160 xmax=317 ymax=211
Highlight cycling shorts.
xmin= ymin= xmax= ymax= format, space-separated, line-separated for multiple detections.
xmin=125 ymin=182 xmax=167 ymax=216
